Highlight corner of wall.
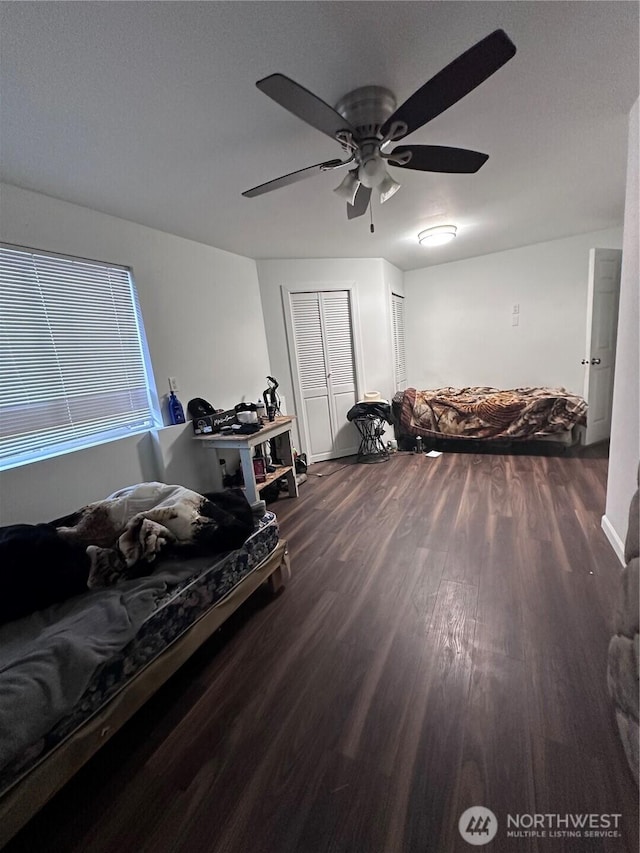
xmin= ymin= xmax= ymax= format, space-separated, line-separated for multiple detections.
xmin=601 ymin=514 xmax=626 ymax=566
xmin=604 ymin=97 xmax=639 ymax=553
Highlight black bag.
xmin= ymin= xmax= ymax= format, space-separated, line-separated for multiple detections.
xmin=261 ymin=477 xmax=288 ymax=503
xmin=295 ymin=453 xmax=308 ymax=475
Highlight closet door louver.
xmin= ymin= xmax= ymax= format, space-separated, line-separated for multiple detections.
xmin=319 ymin=290 xmax=357 ymax=456
xmin=321 ymin=291 xmax=356 ymax=389
xmin=289 ymin=289 xmax=359 ymax=462
xmin=290 ymin=292 xmax=333 ymax=459
xmin=290 ymin=293 xmax=328 ymax=395
xmin=391 ymin=292 xmax=407 ymax=392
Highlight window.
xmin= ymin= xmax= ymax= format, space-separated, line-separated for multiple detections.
xmin=391 ymin=292 xmax=406 ymax=391
xmin=0 ymin=244 xmax=159 ymax=470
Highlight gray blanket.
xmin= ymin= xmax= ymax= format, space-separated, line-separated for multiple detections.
xmin=0 ymin=561 xmax=199 ymax=775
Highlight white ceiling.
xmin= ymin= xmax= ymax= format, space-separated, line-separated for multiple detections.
xmin=1 ymin=2 xmax=638 ymax=271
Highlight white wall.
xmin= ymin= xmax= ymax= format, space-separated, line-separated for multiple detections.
xmin=0 ymin=433 xmax=159 ymax=526
xmin=603 ymin=100 xmax=640 ymax=561
xmin=404 ymin=227 xmax=623 ymax=394
xmin=0 ymin=184 xmax=270 ymax=523
xmin=256 ymin=258 xmax=401 ymax=454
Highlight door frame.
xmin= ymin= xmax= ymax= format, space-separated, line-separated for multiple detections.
xmin=581 ymin=247 xmax=622 ymax=445
xmin=281 ymin=281 xmax=366 ymax=462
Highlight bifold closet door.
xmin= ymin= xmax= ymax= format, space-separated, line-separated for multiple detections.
xmin=290 ymin=290 xmax=359 ymax=462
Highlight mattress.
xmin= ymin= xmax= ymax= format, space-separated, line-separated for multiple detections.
xmin=395 ymin=386 xmax=587 ymax=440
xmin=0 ymin=511 xmax=279 ymax=796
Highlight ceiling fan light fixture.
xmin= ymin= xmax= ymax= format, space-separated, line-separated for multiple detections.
xmin=358 ymin=157 xmax=387 ymax=189
xmin=378 ymin=173 xmax=401 ymax=204
xmin=418 ymin=225 xmax=458 ymax=247
xmin=333 ymin=171 xmax=360 ymax=205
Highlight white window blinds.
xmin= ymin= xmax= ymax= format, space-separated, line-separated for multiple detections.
xmin=0 ymin=244 xmax=158 ymax=469
xmin=391 ymin=292 xmax=407 ymax=391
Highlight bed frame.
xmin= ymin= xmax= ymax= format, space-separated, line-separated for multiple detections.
xmin=0 ymin=539 xmax=290 ymax=848
xmin=395 ymin=426 xmax=579 ymax=453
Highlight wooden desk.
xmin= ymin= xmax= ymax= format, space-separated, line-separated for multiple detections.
xmin=194 ymin=415 xmax=298 ymax=506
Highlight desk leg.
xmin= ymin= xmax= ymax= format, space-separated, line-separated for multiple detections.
xmin=239 ymin=446 xmax=259 ymax=506
xmin=202 ymin=444 xmax=220 ymax=488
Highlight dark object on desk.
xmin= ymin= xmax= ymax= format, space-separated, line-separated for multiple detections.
xmin=187 ymin=398 xmax=216 ymax=419
xmin=220 ymin=422 xmax=263 ymax=435
xmin=263 ymin=376 xmax=281 ymax=421
xmin=235 ymin=402 xmax=259 ymax=424
xmin=192 ymin=409 xmax=238 ymax=435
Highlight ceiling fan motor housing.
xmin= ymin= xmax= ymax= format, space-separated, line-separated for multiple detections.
xmin=334 ymin=86 xmax=397 ymax=144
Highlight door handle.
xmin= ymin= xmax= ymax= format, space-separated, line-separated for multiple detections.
xmin=581 ymin=359 xmax=589 ymax=365
xmin=591 ymin=358 xmax=601 ymax=365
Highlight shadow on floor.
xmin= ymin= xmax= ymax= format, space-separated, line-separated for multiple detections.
xmin=397 ymin=436 xmax=610 ymax=459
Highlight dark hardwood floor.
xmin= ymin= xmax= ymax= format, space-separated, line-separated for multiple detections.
xmin=5 ymin=447 xmax=638 ymax=852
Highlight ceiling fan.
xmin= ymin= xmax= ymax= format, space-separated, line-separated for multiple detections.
xmin=242 ymin=29 xmax=516 ymax=219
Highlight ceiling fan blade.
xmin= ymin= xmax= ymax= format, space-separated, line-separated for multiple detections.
xmin=257 ymin=73 xmax=355 ymax=140
xmin=347 ymin=184 xmax=371 ymax=220
xmin=242 ymin=159 xmax=343 ymax=198
xmin=380 ymin=29 xmax=516 ymax=140
xmin=388 ymin=145 xmax=489 ymax=173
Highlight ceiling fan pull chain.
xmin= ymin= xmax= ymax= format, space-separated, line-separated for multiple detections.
xmin=369 ymin=202 xmax=375 ymax=234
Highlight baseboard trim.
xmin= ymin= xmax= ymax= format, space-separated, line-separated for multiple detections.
xmin=601 ymin=514 xmax=626 ymax=566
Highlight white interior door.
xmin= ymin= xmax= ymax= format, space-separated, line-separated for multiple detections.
xmin=290 ymin=293 xmax=333 ymax=459
xmin=582 ymin=248 xmax=622 ymax=445
xmin=289 ymin=290 xmax=359 ymax=462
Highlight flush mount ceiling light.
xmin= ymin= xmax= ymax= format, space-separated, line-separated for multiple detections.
xmin=418 ymin=224 xmax=458 ymax=246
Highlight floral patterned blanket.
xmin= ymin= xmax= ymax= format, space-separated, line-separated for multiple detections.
xmin=396 ymin=386 xmax=587 ymax=440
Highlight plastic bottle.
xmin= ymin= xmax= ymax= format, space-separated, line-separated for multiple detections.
xmin=168 ymin=391 xmax=185 ymax=424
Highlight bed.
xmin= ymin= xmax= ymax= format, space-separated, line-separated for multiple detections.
xmin=0 ymin=492 xmax=289 ymax=847
xmin=393 ymin=386 xmax=587 ymax=449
